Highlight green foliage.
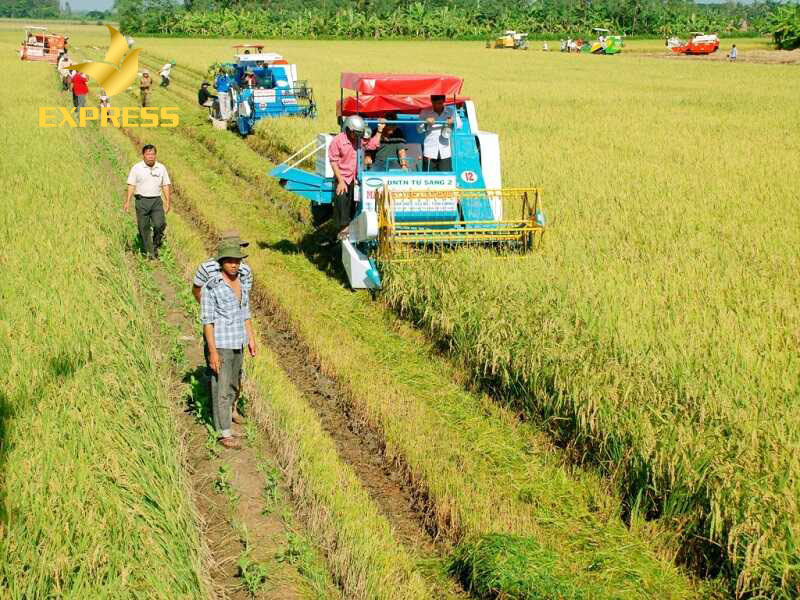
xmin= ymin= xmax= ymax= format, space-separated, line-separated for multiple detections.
xmin=449 ymin=534 xmax=587 ymax=599
xmin=770 ymin=4 xmax=800 ymax=49
xmin=119 ymin=0 xmax=780 ymax=38
xmin=236 ymin=554 xmax=270 ymax=596
xmin=0 ymin=0 xmax=60 ymax=18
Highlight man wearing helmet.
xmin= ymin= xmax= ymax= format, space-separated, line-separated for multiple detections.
xmin=328 ymin=114 xmax=385 ymax=240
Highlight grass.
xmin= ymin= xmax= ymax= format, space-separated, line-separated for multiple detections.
xmin=450 ymin=534 xmax=588 ymax=599
xmin=0 ymin=39 xmax=208 ymax=597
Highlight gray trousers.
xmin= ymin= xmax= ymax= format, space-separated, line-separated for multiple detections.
xmin=211 ymin=348 xmax=243 ymax=438
xmin=134 ymin=195 xmax=166 ymax=258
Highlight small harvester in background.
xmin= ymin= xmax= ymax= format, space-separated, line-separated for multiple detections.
xmin=209 ymin=44 xmax=316 ymax=135
xmin=667 ymin=33 xmax=720 ymax=55
xmin=487 ymin=30 xmax=529 ymax=50
xmin=19 ymin=26 xmax=66 ymax=63
xmin=269 ymin=73 xmax=545 ymax=290
xmin=584 ymin=28 xmax=624 ymax=54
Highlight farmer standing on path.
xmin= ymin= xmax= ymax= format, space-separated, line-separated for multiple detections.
xmin=124 ymin=145 xmax=172 ymax=259
xmin=201 ymin=239 xmax=257 ymax=450
xmin=70 ymin=70 xmax=89 ymax=110
xmin=192 ymin=231 xmax=252 ymax=425
xmin=140 ymin=70 xmax=152 ymax=107
xmin=729 ymin=44 xmax=738 ymax=62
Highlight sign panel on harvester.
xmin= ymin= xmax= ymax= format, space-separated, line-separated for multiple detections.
xmin=361 ymin=174 xmax=457 ymax=214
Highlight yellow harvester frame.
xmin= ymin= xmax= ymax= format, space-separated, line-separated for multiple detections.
xmin=376 ymin=187 xmax=545 ymax=261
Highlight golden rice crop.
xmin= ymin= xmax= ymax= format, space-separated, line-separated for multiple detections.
xmin=0 ymin=39 xmax=207 ymax=597
xmin=33 ymin=25 xmax=799 ymax=595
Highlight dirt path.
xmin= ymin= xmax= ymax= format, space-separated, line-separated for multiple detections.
xmin=648 ymin=47 xmax=800 ymax=64
xmin=172 ymin=191 xmax=465 ymax=598
xmin=150 ymin=267 xmax=314 ymax=600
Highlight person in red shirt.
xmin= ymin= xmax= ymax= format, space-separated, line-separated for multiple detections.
xmin=328 ymin=115 xmax=383 ymax=240
xmin=70 ymin=71 xmax=89 ymax=110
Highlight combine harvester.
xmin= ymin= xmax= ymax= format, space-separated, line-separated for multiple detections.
xmin=487 ymin=30 xmax=529 ymax=50
xmin=19 ymin=26 xmax=66 ymax=63
xmin=667 ymin=32 xmax=721 ymax=55
xmin=210 ymin=44 xmax=316 ymax=135
xmin=585 ymin=28 xmax=624 ymax=54
xmin=270 ymin=73 xmax=545 ymax=289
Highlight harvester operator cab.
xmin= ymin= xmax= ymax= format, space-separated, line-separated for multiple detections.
xmin=209 ymin=45 xmax=316 ymax=135
xmin=270 ymin=74 xmax=548 ymax=290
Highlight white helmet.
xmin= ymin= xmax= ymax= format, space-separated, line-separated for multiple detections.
xmin=343 ymin=114 xmax=365 ymax=135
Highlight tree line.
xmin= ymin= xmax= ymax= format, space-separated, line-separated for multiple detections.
xmin=112 ymin=0 xmax=791 ymax=38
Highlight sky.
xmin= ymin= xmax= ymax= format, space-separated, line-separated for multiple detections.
xmin=63 ymin=0 xmax=113 ymax=10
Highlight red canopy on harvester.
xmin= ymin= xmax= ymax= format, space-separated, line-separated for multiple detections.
xmin=340 ymin=73 xmax=463 ymax=96
xmin=338 ymin=73 xmax=467 ymax=116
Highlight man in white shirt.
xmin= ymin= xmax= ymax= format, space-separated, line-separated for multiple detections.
xmin=160 ymin=60 xmax=174 ymax=87
xmin=417 ymin=94 xmax=461 ymax=172
xmin=124 ymin=144 xmax=172 ymax=259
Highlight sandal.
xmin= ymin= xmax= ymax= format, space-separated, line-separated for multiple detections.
xmin=219 ymin=437 xmax=241 ymax=450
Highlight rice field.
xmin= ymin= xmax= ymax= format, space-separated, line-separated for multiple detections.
xmin=3 ymin=18 xmax=799 ymax=599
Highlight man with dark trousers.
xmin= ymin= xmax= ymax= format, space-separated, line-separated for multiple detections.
xmin=124 ymin=145 xmax=172 ymax=259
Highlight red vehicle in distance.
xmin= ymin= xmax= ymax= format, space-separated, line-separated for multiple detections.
xmin=20 ymin=26 xmax=66 ymax=64
xmin=667 ymin=32 xmax=720 ymax=55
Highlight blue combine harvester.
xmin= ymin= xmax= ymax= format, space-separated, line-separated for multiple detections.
xmin=211 ymin=44 xmax=316 ymax=135
xmin=269 ymin=73 xmax=545 ymax=290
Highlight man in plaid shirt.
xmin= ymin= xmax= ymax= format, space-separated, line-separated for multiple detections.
xmin=200 ymin=239 xmax=257 ymax=449
xmin=193 ymin=231 xmax=252 ymax=425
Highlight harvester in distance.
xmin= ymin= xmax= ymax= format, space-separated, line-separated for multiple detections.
xmin=487 ymin=31 xmax=529 ymax=50
xmin=19 ymin=26 xmax=66 ymax=63
xmin=270 ymin=73 xmax=545 ymax=290
xmin=667 ymin=32 xmax=720 ymax=55
xmin=209 ymin=44 xmax=316 ymax=136
xmin=585 ymin=28 xmax=624 ymax=54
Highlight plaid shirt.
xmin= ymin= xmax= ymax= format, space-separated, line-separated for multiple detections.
xmin=200 ymin=274 xmax=251 ymax=349
xmin=193 ymin=259 xmax=252 ymax=290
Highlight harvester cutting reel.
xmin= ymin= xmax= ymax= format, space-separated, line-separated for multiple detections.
xmin=373 ymin=187 xmax=546 ymax=263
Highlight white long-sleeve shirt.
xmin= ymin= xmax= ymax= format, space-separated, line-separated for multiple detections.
xmin=417 ymin=106 xmax=461 ymax=160
xmin=160 ymin=63 xmax=172 ymax=78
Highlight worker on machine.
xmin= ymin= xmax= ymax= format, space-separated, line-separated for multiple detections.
xmin=198 ymin=81 xmax=217 ymax=107
xmin=369 ymin=113 xmax=409 ymax=171
xmin=328 ymin=115 xmax=384 ymax=240
xmin=418 ymin=94 xmax=461 ymax=172
xmin=242 ymin=68 xmax=257 ymax=89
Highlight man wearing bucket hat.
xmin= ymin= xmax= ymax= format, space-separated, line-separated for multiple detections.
xmin=193 ymin=231 xmax=253 ymax=425
xmin=200 ymin=238 xmax=257 ymax=450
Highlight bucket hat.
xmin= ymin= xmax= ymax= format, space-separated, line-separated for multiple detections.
xmin=217 ymin=239 xmax=248 ymax=261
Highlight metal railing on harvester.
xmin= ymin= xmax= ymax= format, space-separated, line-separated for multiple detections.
xmin=376 ymin=187 xmax=545 ymax=261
